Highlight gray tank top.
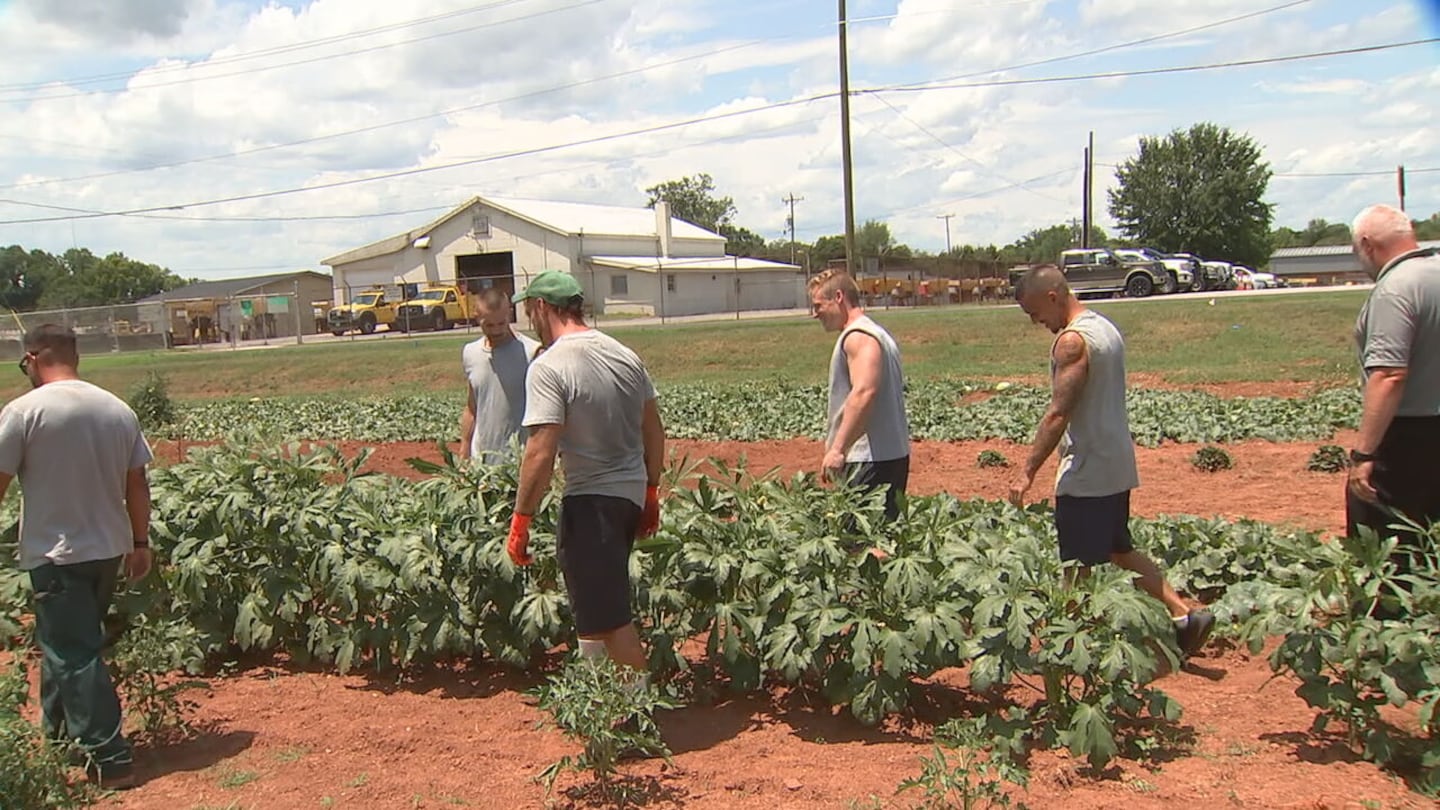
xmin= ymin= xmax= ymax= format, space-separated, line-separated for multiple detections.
xmin=827 ymin=315 xmax=910 ymax=463
xmin=1053 ymin=310 xmax=1139 ymax=497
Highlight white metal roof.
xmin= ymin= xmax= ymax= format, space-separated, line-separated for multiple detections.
xmin=323 ymin=195 xmax=726 ymax=267
xmin=1271 ymin=240 xmax=1440 ymax=259
xmin=486 ymin=197 xmax=722 ymax=240
xmin=588 ymin=255 xmax=801 ymax=273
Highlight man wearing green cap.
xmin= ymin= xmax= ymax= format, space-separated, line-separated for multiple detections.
xmin=506 ymin=271 xmax=664 ymax=678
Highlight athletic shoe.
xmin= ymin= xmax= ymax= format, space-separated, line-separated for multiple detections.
xmin=1175 ymin=609 xmax=1215 ymax=657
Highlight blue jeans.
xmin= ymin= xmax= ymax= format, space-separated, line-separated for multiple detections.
xmin=29 ymin=557 xmax=132 ymax=771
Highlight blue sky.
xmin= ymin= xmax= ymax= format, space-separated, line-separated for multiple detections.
xmin=0 ymin=0 xmax=1436 ymax=278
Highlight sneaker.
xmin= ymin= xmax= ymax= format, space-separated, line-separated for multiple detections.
xmin=1175 ymin=609 xmax=1215 ymax=657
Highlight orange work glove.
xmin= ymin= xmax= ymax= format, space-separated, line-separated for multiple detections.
xmin=507 ymin=513 xmax=533 ymax=566
xmin=637 ymin=485 xmax=661 ymax=538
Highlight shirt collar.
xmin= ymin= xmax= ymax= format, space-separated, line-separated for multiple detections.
xmin=1378 ymin=246 xmax=1438 ymax=279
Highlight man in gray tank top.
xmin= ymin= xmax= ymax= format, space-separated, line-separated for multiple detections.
xmin=808 ymin=268 xmax=911 ymax=522
xmin=1009 ymin=266 xmax=1214 ymax=658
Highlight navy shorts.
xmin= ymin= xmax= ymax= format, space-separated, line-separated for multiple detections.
xmin=1054 ymin=490 xmax=1135 ymax=564
xmin=556 ymin=495 xmax=641 ymax=636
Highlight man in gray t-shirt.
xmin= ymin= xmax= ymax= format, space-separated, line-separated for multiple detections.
xmin=0 ymin=324 xmax=152 ymax=789
xmin=1346 ymin=204 xmax=1440 ymax=574
xmin=459 ymin=288 xmax=540 ymax=462
xmin=504 ymin=271 xmax=664 ymax=686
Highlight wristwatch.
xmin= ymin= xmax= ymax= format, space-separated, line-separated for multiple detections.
xmin=1349 ymin=449 xmax=1378 ymax=465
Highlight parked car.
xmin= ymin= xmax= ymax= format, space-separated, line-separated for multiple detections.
xmin=1117 ymin=248 xmax=1194 ymax=293
xmin=1200 ymin=261 xmax=1239 ymax=291
xmin=1169 ymin=252 xmax=1223 ymax=291
xmin=1231 ymin=264 xmax=1281 ymax=289
xmin=1057 ymin=248 xmax=1169 ymax=298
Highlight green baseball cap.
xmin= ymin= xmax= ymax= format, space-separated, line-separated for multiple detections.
xmin=512 ymin=270 xmax=584 ymax=306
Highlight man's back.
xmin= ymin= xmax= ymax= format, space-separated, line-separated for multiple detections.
xmin=1356 ymin=249 xmax=1440 ymax=416
xmin=0 ymin=380 xmax=152 ymax=569
xmin=522 ymin=330 xmax=654 ymax=506
xmin=1054 ymin=309 xmax=1138 ymax=498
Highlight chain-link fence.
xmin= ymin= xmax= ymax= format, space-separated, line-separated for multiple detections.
xmin=0 ymin=302 xmax=169 ymax=359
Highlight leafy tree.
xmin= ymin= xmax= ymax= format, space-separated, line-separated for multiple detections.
xmin=1411 ymin=211 xmax=1440 ymax=241
xmin=1108 ymin=122 xmax=1274 ymax=267
xmin=1301 ymin=218 xmax=1352 ymax=246
xmin=719 ymin=224 xmax=766 ymax=258
xmin=811 ymin=235 xmax=847 ymax=268
xmin=644 ymin=173 xmax=736 ymax=233
xmin=0 ymin=245 xmax=188 ymax=311
xmin=998 ymin=223 xmax=1110 ymax=264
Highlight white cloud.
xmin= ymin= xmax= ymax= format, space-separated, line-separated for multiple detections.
xmin=0 ymin=0 xmax=1436 ymax=275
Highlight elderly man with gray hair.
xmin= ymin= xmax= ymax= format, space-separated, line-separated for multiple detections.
xmin=1347 ymin=204 xmax=1440 ymax=571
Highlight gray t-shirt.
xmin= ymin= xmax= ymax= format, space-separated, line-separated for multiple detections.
xmin=0 ymin=379 xmax=153 ymax=570
xmin=1054 ymin=310 xmax=1140 ymax=498
xmin=1354 ymin=247 xmax=1440 ymax=417
xmin=462 ymin=332 xmax=541 ymax=460
xmin=522 ymin=330 xmax=656 ymax=507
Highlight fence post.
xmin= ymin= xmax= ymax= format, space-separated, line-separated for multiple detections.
xmin=109 ymin=307 xmax=119 ymax=353
xmin=293 ymin=281 xmax=303 ymax=345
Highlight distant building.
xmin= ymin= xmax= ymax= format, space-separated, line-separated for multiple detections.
xmin=140 ymin=270 xmax=333 ymax=346
xmin=321 ymin=196 xmax=802 ymax=325
xmin=1267 ymin=240 xmax=1440 ymax=286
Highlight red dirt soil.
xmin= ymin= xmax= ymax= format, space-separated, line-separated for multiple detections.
xmin=101 ymin=434 xmax=1422 ymax=809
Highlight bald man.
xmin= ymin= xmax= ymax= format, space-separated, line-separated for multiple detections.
xmin=1009 ymin=265 xmax=1213 ymax=658
xmin=1348 ymin=205 xmax=1440 ymax=573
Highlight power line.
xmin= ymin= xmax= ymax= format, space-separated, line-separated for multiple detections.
xmin=865 ymin=37 xmax=1440 ymax=95
xmin=880 ymin=0 xmax=1314 ymax=92
xmin=1 ymin=0 xmax=612 ymax=103
xmin=0 ymin=0 xmax=1314 ymax=192
xmin=1095 ymin=161 xmax=1440 ymax=178
xmin=0 ymin=38 xmax=792 ymax=193
xmin=870 ymin=94 xmax=1069 ymax=205
xmin=0 ymin=0 xmax=541 ymax=94
xmin=2 ymin=37 xmax=1429 ymax=227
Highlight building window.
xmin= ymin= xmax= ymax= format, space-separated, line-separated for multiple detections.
xmin=666 ymin=274 xmax=676 ymax=293
xmin=611 ymin=273 xmax=628 ymax=296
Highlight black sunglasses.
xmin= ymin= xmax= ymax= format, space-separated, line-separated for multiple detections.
xmin=17 ymin=352 xmax=31 ymax=374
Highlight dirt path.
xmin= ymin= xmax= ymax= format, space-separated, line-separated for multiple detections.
xmin=97 ymin=642 xmax=1430 ymax=809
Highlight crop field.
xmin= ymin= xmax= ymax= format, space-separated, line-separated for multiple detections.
xmin=2 ymin=288 xmax=1437 ymax=809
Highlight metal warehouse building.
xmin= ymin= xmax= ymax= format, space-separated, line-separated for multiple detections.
xmin=322 ymin=196 xmax=803 ymax=327
xmin=1268 ymin=240 xmax=1440 ymax=286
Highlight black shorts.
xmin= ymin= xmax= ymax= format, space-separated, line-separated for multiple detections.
xmin=556 ymin=494 xmax=641 ymax=636
xmin=844 ymin=456 xmax=910 ymax=521
xmin=1346 ymin=415 xmax=1440 ymax=573
xmin=1055 ymin=490 xmax=1135 ymax=564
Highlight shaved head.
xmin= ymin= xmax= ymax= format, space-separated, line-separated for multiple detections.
xmin=1015 ymin=264 xmax=1079 ymax=334
xmin=1016 ymin=264 xmax=1070 ymax=300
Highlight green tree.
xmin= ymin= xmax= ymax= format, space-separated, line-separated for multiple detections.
xmin=811 ymin=235 xmax=846 ymax=268
xmin=31 ymin=248 xmax=188 ymax=310
xmin=719 ymin=225 xmax=766 ymax=258
xmin=1411 ymin=211 xmax=1440 ymax=241
xmin=1108 ymin=122 xmax=1274 ymax=267
xmin=644 ymin=173 xmax=736 ymax=233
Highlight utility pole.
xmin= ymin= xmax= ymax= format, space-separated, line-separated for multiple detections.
xmin=784 ymin=193 xmax=805 ymax=269
xmin=1081 ymin=131 xmax=1094 ymax=249
xmin=838 ymin=0 xmax=858 ymax=274
xmin=1398 ymin=164 xmax=1407 ymax=212
xmin=936 ymin=213 xmax=954 ymax=254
